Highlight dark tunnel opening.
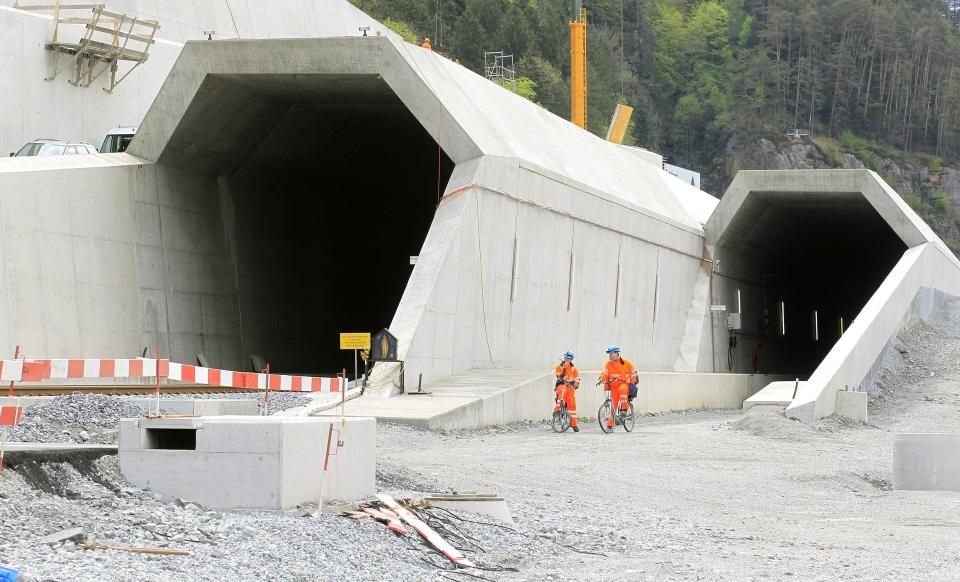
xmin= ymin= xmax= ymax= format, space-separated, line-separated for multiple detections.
xmin=717 ymin=192 xmax=907 ymax=377
xmin=208 ymin=74 xmax=456 ymax=375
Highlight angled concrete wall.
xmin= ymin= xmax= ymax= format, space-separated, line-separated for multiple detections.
xmin=390 ymin=155 xmax=710 ymax=386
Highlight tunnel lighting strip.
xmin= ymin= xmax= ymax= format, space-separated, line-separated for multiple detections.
xmin=780 ymin=301 xmax=786 ymax=336
xmin=736 ymin=288 xmax=742 ymax=313
xmin=443 ymin=184 xmax=714 ymax=264
xmin=814 ymin=310 xmax=819 ymax=341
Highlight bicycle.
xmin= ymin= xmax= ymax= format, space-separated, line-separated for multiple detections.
xmin=552 ymin=380 xmax=576 ymax=433
xmin=596 ymin=380 xmax=636 ymax=433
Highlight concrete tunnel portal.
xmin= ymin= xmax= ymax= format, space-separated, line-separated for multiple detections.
xmin=715 ymin=191 xmax=907 ymax=377
xmin=157 ymin=73 xmax=455 ymax=374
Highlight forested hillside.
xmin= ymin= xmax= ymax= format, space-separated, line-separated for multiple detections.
xmin=352 ymin=0 xmax=960 ymax=184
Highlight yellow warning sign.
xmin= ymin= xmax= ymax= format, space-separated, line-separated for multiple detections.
xmin=339 ymin=333 xmax=371 ymax=350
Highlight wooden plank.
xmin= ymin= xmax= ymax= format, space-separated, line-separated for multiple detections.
xmin=84 ymin=24 xmax=156 ymax=44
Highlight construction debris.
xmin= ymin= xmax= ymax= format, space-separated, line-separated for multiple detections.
xmin=37 ymin=527 xmax=85 ymax=545
xmin=378 ymin=494 xmax=476 ymax=569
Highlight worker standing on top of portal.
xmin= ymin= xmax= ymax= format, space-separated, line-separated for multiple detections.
xmin=554 ymin=351 xmax=580 ymax=432
xmin=421 ymin=37 xmax=432 ymax=50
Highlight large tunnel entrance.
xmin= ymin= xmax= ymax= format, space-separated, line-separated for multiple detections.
xmin=715 ymin=191 xmax=907 ymax=377
xmin=160 ymin=74 xmax=454 ymax=374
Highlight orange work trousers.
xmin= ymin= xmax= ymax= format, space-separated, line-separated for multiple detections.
xmin=605 ymin=383 xmax=628 ymax=427
xmin=554 ymin=384 xmax=578 ymax=428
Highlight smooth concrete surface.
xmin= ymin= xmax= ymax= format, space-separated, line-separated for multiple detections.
xmin=893 ymin=433 xmax=960 ymax=491
xmin=119 ymin=416 xmax=376 ymax=509
xmin=743 ymin=381 xmax=804 ymax=409
xmin=834 ymin=391 xmax=868 ymax=423
xmin=128 ymin=398 xmax=257 ymax=416
xmin=321 ymin=368 xmax=772 ymax=430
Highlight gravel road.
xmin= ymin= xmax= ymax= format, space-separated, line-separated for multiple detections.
xmin=4 ymin=301 xmax=960 ymax=580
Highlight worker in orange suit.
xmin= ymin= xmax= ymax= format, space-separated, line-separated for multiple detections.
xmin=554 ymin=351 xmax=580 ymax=432
xmin=599 ymin=345 xmax=637 ymax=430
xmin=421 ymin=37 xmax=432 ymax=50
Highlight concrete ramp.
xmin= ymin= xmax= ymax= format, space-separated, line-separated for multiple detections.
xmin=319 ymin=368 xmax=777 ymax=430
xmin=318 ymin=369 xmax=553 ymax=430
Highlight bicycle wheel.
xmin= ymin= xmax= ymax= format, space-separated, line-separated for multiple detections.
xmin=552 ymin=409 xmax=570 ymax=433
xmin=621 ymin=401 xmax=636 ymax=433
xmin=598 ymin=401 xmax=613 ymax=434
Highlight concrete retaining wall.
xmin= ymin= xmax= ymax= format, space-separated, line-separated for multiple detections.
xmin=420 ymin=371 xmax=769 ymax=429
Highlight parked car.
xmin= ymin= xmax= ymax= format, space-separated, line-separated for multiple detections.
xmin=11 ymin=139 xmax=98 ymax=157
xmin=100 ymin=126 xmax=136 ymax=153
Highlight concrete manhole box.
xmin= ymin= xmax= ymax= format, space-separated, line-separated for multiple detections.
xmin=119 ymin=415 xmax=375 ymax=509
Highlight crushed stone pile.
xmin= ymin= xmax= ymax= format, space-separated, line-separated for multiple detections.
xmin=7 ymin=395 xmax=144 ymax=444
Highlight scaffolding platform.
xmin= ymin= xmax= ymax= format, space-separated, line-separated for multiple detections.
xmin=16 ymin=2 xmax=160 ymax=92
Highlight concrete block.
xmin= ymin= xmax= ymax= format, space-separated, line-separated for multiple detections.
xmin=894 ymin=433 xmax=960 ymax=492
xmin=127 ymin=398 xmax=258 ymax=416
xmin=119 ymin=415 xmax=376 ymax=509
xmin=835 ymin=390 xmax=867 ymax=423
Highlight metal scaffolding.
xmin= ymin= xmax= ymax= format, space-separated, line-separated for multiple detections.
xmin=15 ymin=1 xmax=160 ymax=93
xmin=483 ymin=51 xmax=516 ymax=91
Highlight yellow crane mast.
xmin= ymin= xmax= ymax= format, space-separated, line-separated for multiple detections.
xmin=570 ymin=0 xmax=587 ymax=129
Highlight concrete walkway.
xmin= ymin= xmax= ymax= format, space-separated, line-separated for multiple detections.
xmin=317 ymin=369 xmax=553 ymax=430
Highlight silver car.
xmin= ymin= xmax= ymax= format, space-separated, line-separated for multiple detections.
xmin=11 ymin=139 xmax=98 ymax=157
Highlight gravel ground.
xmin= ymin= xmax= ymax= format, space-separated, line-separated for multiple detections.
xmin=5 ymin=301 xmax=960 ymax=580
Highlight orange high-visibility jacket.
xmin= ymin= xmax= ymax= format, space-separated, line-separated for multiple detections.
xmin=555 ymin=364 xmax=580 ymax=388
xmin=600 ymin=357 xmax=637 ymax=388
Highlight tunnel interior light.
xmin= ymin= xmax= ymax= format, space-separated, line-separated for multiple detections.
xmin=779 ymin=300 xmax=786 ymax=336
xmin=840 ymin=316 xmax=845 ymax=336
xmin=813 ymin=310 xmax=819 ymax=341
xmin=736 ymin=288 xmax=742 ymax=314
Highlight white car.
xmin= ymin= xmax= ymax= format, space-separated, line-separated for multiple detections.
xmin=12 ymin=139 xmax=98 ymax=157
xmin=100 ymin=126 xmax=137 ymax=153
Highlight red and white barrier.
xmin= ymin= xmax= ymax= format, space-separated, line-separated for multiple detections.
xmin=0 ymin=405 xmax=23 ymax=426
xmin=2 ymin=357 xmax=343 ymax=393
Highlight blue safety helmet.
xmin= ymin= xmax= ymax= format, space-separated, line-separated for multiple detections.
xmin=605 ymin=345 xmax=621 ymax=354
xmin=563 ymin=351 xmax=575 ymax=360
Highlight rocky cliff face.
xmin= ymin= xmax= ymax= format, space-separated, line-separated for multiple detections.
xmin=718 ymin=135 xmax=960 ymax=254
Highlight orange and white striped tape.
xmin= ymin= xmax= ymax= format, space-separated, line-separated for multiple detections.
xmin=4 ymin=357 xmax=343 ymax=393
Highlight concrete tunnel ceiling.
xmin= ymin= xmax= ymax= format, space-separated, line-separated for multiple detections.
xmin=155 ymin=72 xmax=455 ymax=373
xmin=715 ymin=190 xmax=907 ymax=376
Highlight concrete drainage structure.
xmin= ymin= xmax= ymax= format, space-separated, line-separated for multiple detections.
xmin=119 ymin=416 xmax=376 ymax=509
